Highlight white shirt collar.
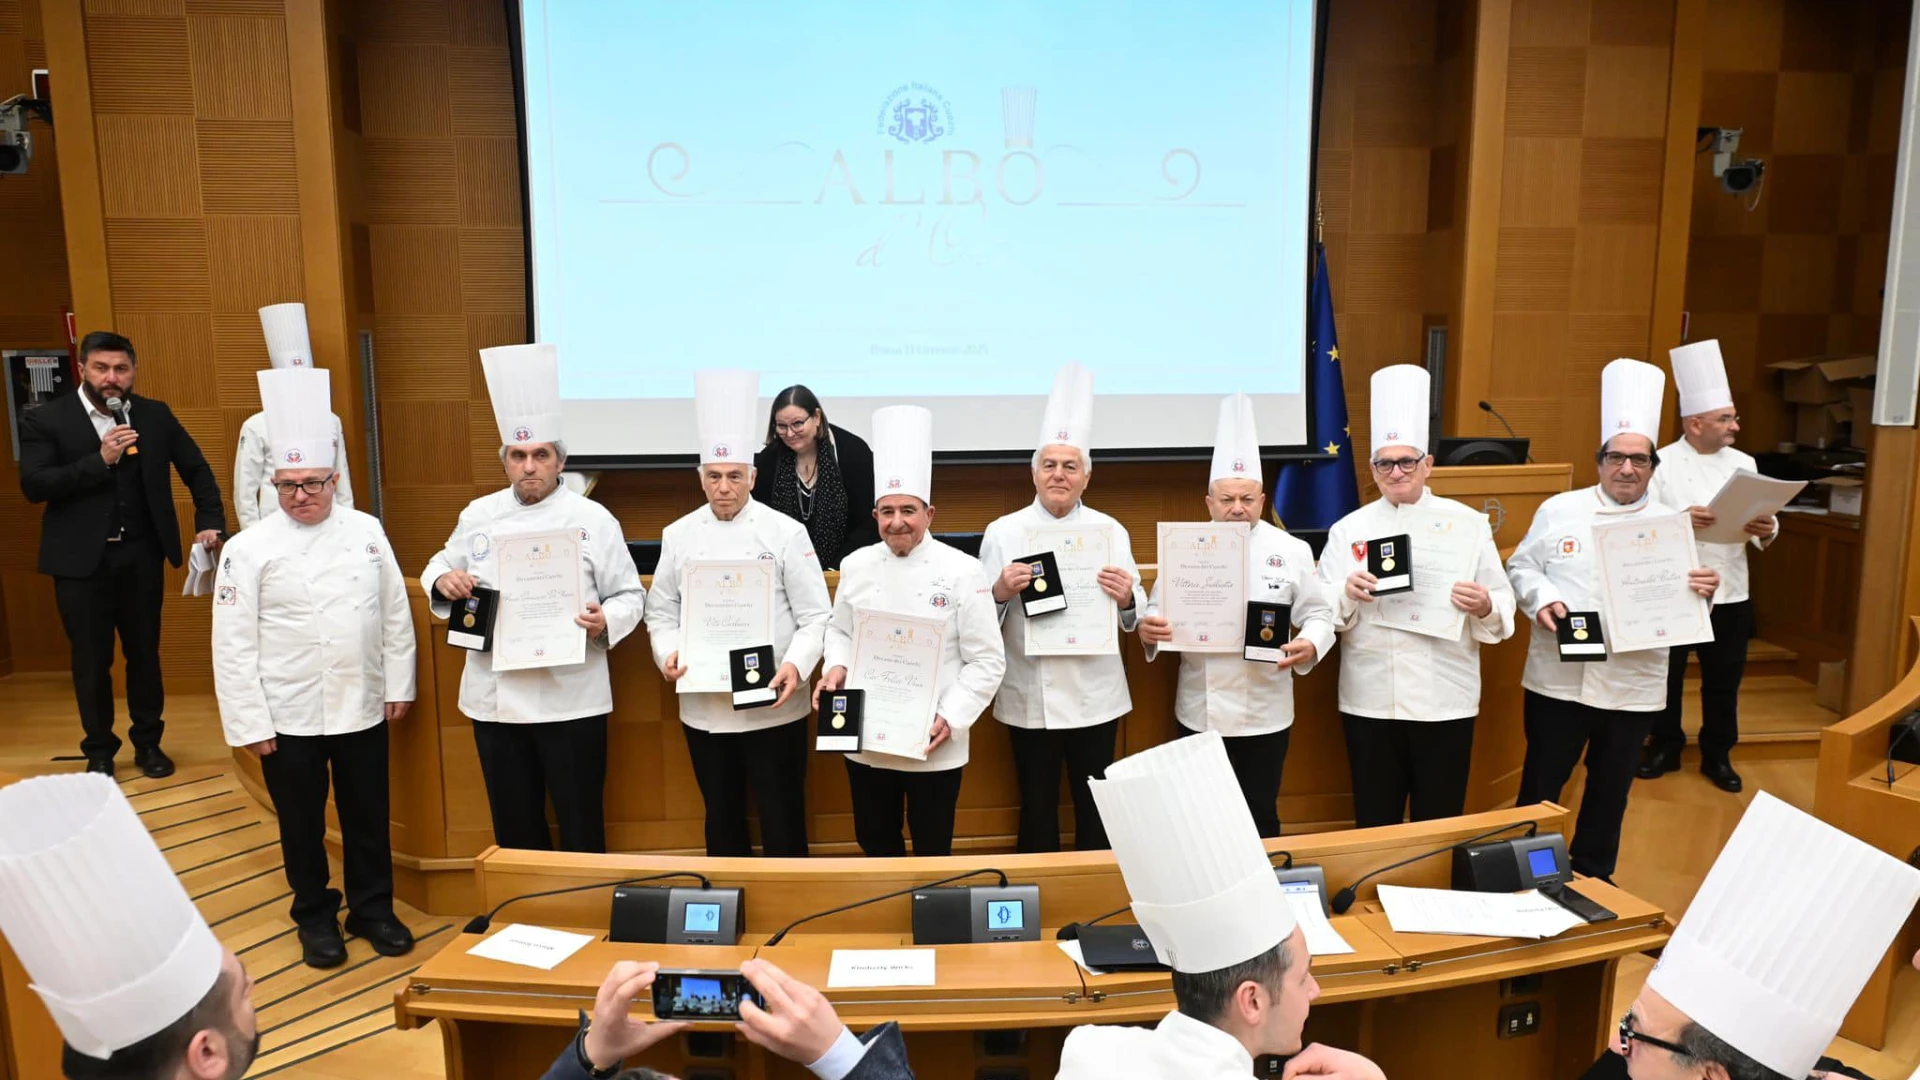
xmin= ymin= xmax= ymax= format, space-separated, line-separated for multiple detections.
xmin=78 ymin=385 xmax=114 ymax=421
xmin=1030 ymin=496 xmax=1082 ymax=520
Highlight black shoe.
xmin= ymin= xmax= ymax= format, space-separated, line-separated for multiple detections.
xmin=299 ymin=921 xmax=347 ymax=969
xmin=1701 ymin=758 xmax=1743 ymax=793
xmin=84 ymin=758 xmax=115 ymax=776
xmin=134 ymin=746 xmax=175 ymax=779
xmin=345 ymin=914 xmax=414 ymax=957
xmin=1635 ymin=745 xmax=1682 ymax=780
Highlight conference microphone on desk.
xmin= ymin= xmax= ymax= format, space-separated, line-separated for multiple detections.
xmin=1477 ymin=400 xmax=1533 ymax=462
xmin=760 ymin=868 xmax=1008 ymax=949
xmin=1328 ymin=821 xmax=1538 ymax=915
xmin=462 ymin=871 xmax=712 ymax=934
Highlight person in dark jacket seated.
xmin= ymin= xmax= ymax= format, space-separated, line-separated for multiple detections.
xmin=543 ymin=958 xmax=913 ymax=1079
xmin=752 ymin=385 xmax=878 ymax=570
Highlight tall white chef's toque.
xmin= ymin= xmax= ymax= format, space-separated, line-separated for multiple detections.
xmin=1370 ymin=364 xmax=1430 ymax=456
xmin=0 ymin=775 xmax=226 ymax=1059
xmin=871 ymin=405 xmax=934 ymax=505
xmin=1090 ymin=732 xmax=1296 ymax=974
xmin=694 ymin=369 xmax=761 ymax=467
xmin=1643 ymin=791 xmax=1920 ymax=1080
xmin=258 ymin=367 xmax=336 ymax=471
xmin=1209 ymin=393 xmax=1263 ymax=487
xmin=1036 ymin=361 xmax=1095 ymax=458
xmin=1669 ymin=340 xmax=1734 ymax=419
xmin=258 ymin=302 xmax=313 ymax=369
xmin=1599 ymin=358 xmax=1666 ymax=447
xmin=481 ymin=344 xmax=563 ymax=448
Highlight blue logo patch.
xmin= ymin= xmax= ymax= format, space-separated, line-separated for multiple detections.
xmin=879 ymin=83 xmax=952 ymax=145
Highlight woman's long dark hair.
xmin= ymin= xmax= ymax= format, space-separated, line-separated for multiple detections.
xmin=765 ymin=384 xmax=831 ymax=449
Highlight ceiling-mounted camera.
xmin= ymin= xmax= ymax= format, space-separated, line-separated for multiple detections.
xmin=0 ymin=95 xmax=53 ymax=177
xmin=1699 ymin=126 xmax=1766 ymax=198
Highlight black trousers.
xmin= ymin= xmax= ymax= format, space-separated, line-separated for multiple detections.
xmin=844 ymin=759 xmax=965 ymax=857
xmin=1651 ymin=600 xmax=1753 ymax=761
xmin=1178 ymin=724 xmax=1293 ymax=838
xmin=52 ymin=536 xmax=166 ymax=761
xmin=1517 ymin=691 xmax=1654 ymax=879
xmin=1341 ymin=714 xmax=1477 ymax=829
xmin=472 ymin=715 xmax=608 ymax=853
xmin=1006 ymin=720 xmax=1118 ymax=852
xmin=257 ymin=723 xmax=394 ymax=929
xmin=681 ymin=719 xmax=810 ymax=857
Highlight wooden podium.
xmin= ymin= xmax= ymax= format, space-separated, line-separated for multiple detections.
xmin=396 ymin=802 xmax=1667 ymax=1080
xmin=230 ymin=464 xmax=1575 ymax=916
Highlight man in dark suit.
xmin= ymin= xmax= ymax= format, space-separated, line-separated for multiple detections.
xmin=19 ymin=330 xmax=228 ymax=778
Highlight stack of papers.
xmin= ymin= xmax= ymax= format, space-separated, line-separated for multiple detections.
xmin=1698 ymin=470 xmax=1807 ymax=544
xmin=1280 ymin=885 xmax=1354 ymax=956
xmin=1377 ymin=886 xmax=1586 ymax=940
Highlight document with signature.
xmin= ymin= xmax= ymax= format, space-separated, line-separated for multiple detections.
xmin=677 ymin=560 xmax=775 ymax=693
xmin=490 ymin=529 xmax=588 ymax=672
xmin=1374 ymin=509 xmax=1475 ymax=641
xmin=1023 ymin=524 xmax=1118 ymax=657
xmin=1155 ymin=521 xmax=1248 ymax=653
xmin=1592 ymin=513 xmax=1713 ymax=654
xmin=848 ymin=608 xmax=946 ymax=761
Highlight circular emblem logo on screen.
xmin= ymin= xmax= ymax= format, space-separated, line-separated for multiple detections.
xmin=713 ymin=444 xmax=730 ymax=459
xmin=284 ymin=449 xmax=303 ymax=464
xmin=512 ymin=426 xmax=533 ymax=442
xmin=929 ymin=593 xmax=949 ymax=609
xmin=878 ymin=83 xmax=952 ymax=145
xmin=887 ymin=475 xmax=903 ymax=490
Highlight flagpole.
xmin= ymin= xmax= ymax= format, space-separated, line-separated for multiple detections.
xmin=1315 ymin=191 xmax=1324 ymax=247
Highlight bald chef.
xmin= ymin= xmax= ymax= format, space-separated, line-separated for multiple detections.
xmin=233 ymin=303 xmax=354 ymax=529
xmin=1138 ymin=393 xmax=1335 ymax=838
xmin=645 ymin=369 xmax=832 ymax=857
xmin=214 ymin=366 xmax=416 ymax=969
xmin=1056 ymin=733 xmax=1385 ymax=1080
xmin=1639 ymin=339 xmax=1778 ymax=795
xmin=1318 ymin=365 xmax=1515 ymax=828
xmin=423 ymin=344 xmax=645 ymax=854
xmin=817 ymin=406 xmax=1006 ymax=857
xmin=978 ymin=363 xmax=1145 ymax=853
xmin=1509 ymin=359 xmax=1719 ymax=881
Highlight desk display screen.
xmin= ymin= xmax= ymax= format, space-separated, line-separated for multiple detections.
xmin=1527 ymin=847 xmax=1560 ymax=879
xmin=683 ymin=902 xmax=722 ymax=934
xmin=987 ymin=899 xmax=1025 ymax=930
xmin=1279 ymin=880 xmax=1319 ymax=896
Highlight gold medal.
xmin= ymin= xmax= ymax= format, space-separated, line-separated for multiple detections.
xmin=462 ymin=614 xmax=476 ymax=628
xmin=1033 ymin=577 xmax=1048 ymax=592
xmin=1380 ymin=557 xmax=1396 ymax=572
xmin=1259 ymin=627 xmax=1274 ymax=641
xmin=831 ymin=715 xmax=845 ymax=729
xmin=1573 ymin=629 xmax=1588 ymax=641
xmin=745 ymin=669 xmax=760 ymax=684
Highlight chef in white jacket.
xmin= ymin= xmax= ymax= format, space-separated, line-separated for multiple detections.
xmin=1056 ymin=733 xmax=1385 ymax=1080
xmin=233 ymin=303 xmax=354 ymax=529
xmin=978 ymin=363 xmax=1145 ymax=853
xmin=213 ymin=365 xmax=416 ymax=969
xmin=1638 ymin=339 xmax=1778 ymax=795
xmin=645 ymin=369 xmax=832 ymax=858
xmin=1138 ymin=393 xmax=1336 ymax=838
xmin=422 ymin=343 xmax=645 ymax=854
xmin=1508 ymin=359 xmax=1719 ymax=881
xmin=817 ymin=406 xmax=1006 ymax=857
xmin=1318 ymin=365 xmax=1515 ymax=828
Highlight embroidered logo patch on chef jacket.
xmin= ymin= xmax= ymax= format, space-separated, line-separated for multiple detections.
xmin=471 ymin=533 xmax=491 ymax=561
xmin=216 ymin=586 xmax=237 ymax=605
xmin=1557 ymin=536 xmax=1580 ymax=558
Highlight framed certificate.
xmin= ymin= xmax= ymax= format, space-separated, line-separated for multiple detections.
xmin=490 ymin=529 xmax=589 ymax=672
xmin=1154 ymin=521 xmax=1248 ymax=653
xmin=678 ymin=560 xmax=776 ymax=694
xmin=1022 ymin=524 xmax=1118 ymax=657
xmin=1592 ymin=513 xmax=1714 ymax=654
xmin=847 ymin=608 xmax=946 ymax=761
xmin=1373 ymin=510 xmax=1474 ymax=641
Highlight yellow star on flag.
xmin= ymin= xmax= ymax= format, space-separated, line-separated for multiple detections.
xmin=1327 ymin=346 xmax=1341 ymax=361
xmin=1323 ymin=441 xmax=1341 ymax=456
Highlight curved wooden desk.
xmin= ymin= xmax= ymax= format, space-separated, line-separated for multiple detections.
xmin=398 ymin=802 xmax=1670 ymax=1080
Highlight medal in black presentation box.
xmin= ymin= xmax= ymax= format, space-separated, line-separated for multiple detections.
xmin=446 ymin=586 xmax=499 ymax=651
xmin=1367 ymin=534 xmax=1413 ymax=595
xmin=1556 ymin=611 xmax=1607 ymax=662
xmin=1017 ymin=550 xmax=1066 ymax=616
xmin=1244 ymin=601 xmax=1291 ymax=663
xmin=814 ymin=689 xmax=864 ymax=752
xmin=729 ymin=645 xmax=778 ymax=709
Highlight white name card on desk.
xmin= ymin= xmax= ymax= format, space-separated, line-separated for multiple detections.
xmin=1377 ymin=885 xmax=1585 ymax=940
xmin=827 ymin=949 xmax=937 ymax=988
xmin=465 ymin=923 xmax=596 ymax=971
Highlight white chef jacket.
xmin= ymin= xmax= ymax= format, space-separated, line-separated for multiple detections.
xmin=421 ymin=485 xmax=646 ymax=724
xmin=1056 ymin=1009 xmax=1255 ymax=1080
xmin=1649 ymin=439 xmax=1778 ymax=605
xmin=1142 ymin=521 xmax=1336 ymax=737
xmin=644 ymin=499 xmax=832 ymax=734
xmin=977 ymin=499 xmax=1146 ymax=731
xmin=234 ymin=409 xmax=355 ymax=529
xmin=212 ymin=506 xmax=416 ymax=746
xmin=1507 ymin=486 xmax=1683 ymax=712
xmin=823 ymin=534 xmax=1007 ymax=773
xmin=1318 ymin=488 xmax=1516 ymax=721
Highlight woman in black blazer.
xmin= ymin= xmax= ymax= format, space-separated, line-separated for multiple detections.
xmin=751 ymin=385 xmax=877 ymax=570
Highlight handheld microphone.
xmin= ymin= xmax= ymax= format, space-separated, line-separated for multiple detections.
xmin=1476 ymin=400 xmax=1531 ymax=462
xmin=463 ymin=871 xmax=712 ymax=935
xmin=760 ymin=867 xmax=1008 ymax=949
xmin=104 ymin=396 xmax=138 ymax=456
xmin=1329 ymin=821 xmax=1537 ymax=915
xmin=1055 ymin=903 xmax=1132 ymax=942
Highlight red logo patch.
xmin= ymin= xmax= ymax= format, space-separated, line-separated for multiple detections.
xmin=1350 ymin=541 xmax=1367 ymax=562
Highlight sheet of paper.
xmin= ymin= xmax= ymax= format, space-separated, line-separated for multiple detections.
xmin=490 ymin=529 xmax=589 ymax=672
xmin=182 ymin=542 xmax=214 ymax=597
xmin=1373 ymin=509 xmax=1474 ymax=641
xmin=1592 ymin=513 xmax=1713 ymax=654
xmin=1697 ymin=469 xmax=1807 ymax=545
xmin=677 ymin=559 xmax=775 ymax=693
xmin=465 ymin=923 xmax=595 ymax=970
xmin=827 ymin=948 xmax=937 ymax=988
xmin=1278 ymin=881 xmax=1354 ymax=955
xmin=1023 ymin=524 xmax=1119 ymax=656
xmin=1057 ymin=939 xmax=1107 ymax=976
xmin=1378 ymin=885 xmax=1586 ymax=940
xmin=847 ymin=609 xmax=946 ymax=761
xmin=1155 ymin=521 xmax=1249 ymax=652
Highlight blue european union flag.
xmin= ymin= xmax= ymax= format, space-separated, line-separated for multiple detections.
xmin=1272 ymin=243 xmax=1361 ymax=529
